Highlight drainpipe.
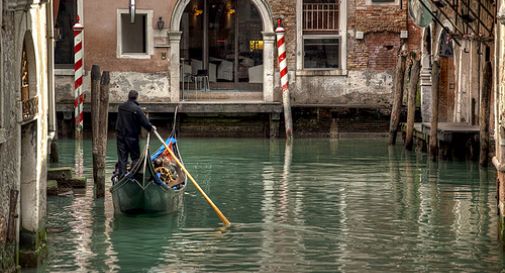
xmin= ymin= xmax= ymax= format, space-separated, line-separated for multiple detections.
xmin=129 ymin=0 xmax=136 ymax=23
xmin=47 ymin=0 xmax=56 ymax=142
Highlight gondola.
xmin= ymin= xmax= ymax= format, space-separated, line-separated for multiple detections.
xmin=110 ymin=132 xmax=187 ymax=214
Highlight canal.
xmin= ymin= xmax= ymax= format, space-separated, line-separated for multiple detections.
xmin=29 ymin=138 xmax=505 ymax=272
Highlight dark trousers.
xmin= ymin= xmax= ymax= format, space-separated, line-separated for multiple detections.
xmin=117 ymin=134 xmax=140 ymax=176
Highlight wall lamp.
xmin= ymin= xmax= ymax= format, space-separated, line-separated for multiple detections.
xmin=193 ymin=7 xmax=203 ymax=16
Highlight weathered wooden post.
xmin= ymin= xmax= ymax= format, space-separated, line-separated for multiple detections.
xmin=480 ymin=61 xmax=492 ymax=166
xmin=275 ymin=19 xmax=293 ymax=141
xmin=97 ymin=72 xmax=110 ymax=197
xmin=50 ymin=140 xmax=59 ymax=163
xmin=91 ymin=65 xmax=108 ymax=198
xmin=388 ymin=48 xmax=408 ymax=145
xmin=429 ymin=60 xmax=440 ymax=160
xmin=405 ymin=55 xmax=421 ymax=151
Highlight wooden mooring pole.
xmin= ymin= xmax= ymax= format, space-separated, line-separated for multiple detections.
xmin=91 ymin=65 xmax=110 ymax=198
xmin=480 ymin=61 xmax=492 ymax=166
xmin=276 ymin=19 xmax=293 ymax=141
xmin=388 ymin=49 xmax=408 ymax=145
xmin=405 ymin=56 xmax=421 ymax=151
xmin=429 ymin=60 xmax=440 ymax=161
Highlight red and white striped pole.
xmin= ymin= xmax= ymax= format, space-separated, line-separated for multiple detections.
xmin=73 ymin=16 xmax=84 ymax=133
xmin=275 ymin=19 xmax=293 ymax=140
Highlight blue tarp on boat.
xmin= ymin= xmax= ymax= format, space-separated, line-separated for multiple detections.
xmin=150 ymin=137 xmax=177 ymax=161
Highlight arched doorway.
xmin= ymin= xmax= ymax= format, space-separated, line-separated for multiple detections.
xmin=181 ymin=0 xmax=263 ymax=90
xmin=169 ymin=0 xmax=275 ymax=102
xmin=420 ymin=26 xmax=432 ymax=122
xmin=18 ymin=32 xmax=40 ymax=259
xmin=437 ymin=30 xmax=455 ymax=122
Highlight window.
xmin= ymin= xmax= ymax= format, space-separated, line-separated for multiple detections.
xmin=303 ymin=37 xmax=339 ymax=69
xmin=302 ymin=0 xmax=341 ymax=70
xmin=117 ymin=10 xmax=153 ymax=58
xmin=54 ymin=0 xmax=78 ymax=69
xmin=303 ymin=0 xmax=339 ymax=32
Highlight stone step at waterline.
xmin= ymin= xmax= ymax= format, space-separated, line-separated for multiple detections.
xmin=56 ymin=176 xmax=87 ymax=189
xmin=47 ymin=167 xmax=73 ymax=181
xmin=46 ymin=180 xmax=58 ymax=196
xmin=47 ymin=167 xmax=88 ymax=195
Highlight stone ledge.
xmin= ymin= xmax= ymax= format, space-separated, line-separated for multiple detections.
xmin=47 ymin=167 xmax=73 ymax=181
xmin=57 ymin=101 xmax=283 ymax=114
xmin=296 ymin=70 xmax=347 ymax=77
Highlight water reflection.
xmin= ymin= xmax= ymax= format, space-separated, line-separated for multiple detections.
xmin=30 ymin=138 xmax=505 ymax=272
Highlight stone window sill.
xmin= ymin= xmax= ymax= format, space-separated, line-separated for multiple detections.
xmin=55 ymin=68 xmax=74 ymax=76
xmin=296 ymin=70 xmax=347 ymax=77
xmin=117 ymin=53 xmax=152 ymax=60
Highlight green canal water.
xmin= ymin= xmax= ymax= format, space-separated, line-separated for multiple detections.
xmin=30 ymin=138 xmax=505 ymax=272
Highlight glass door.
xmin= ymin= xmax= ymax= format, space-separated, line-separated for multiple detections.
xmin=181 ymin=0 xmax=263 ymax=92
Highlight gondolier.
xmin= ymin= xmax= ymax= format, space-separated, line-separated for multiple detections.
xmin=115 ymin=90 xmax=156 ymax=177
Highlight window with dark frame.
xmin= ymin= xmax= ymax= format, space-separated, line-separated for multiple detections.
xmin=302 ymin=0 xmax=340 ymax=69
xmin=120 ymin=13 xmax=147 ymax=54
xmin=54 ymin=0 xmax=77 ymax=69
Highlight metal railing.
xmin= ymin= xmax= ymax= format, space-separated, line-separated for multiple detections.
xmin=303 ymin=3 xmax=339 ymax=32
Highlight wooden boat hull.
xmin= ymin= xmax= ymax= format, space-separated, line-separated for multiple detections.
xmin=111 ymin=178 xmax=184 ymax=214
xmin=111 ymin=136 xmax=187 ymax=215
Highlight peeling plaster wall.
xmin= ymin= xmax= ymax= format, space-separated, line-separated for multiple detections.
xmin=108 ymin=72 xmax=170 ymax=103
xmin=55 ymin=71 xmax=171 ymax=104
xmin=292 ymin=71 xmax=393 ymax=105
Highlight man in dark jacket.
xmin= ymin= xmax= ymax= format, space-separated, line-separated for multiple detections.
xmin=116 ymin=90 xmax=156 ymax=176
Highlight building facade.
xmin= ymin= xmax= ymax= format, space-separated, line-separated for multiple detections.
xmin=417 ymin=1 xmax=494 ymax=125
xmin=495 ymin=0 xmax=505 ymax=242
xmin=54 ymin=0 xmax=419 ymax=112
xmin=0 ymin=0 xmax=55 ymax=271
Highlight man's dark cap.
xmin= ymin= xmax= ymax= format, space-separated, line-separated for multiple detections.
xmin=128 ymin=90 xmax=138 ymax=100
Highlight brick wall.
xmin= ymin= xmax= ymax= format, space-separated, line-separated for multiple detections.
xmin=366 ymin=32 xmax=401 ymax=71
xmin=353 ymin=0 xmax=407 ymax=33
xmin=348 ymin=0 xmax=408 ymax=71
xmin=267 ymin=0 xmax=411 ymax=73
xmin=267 ymin=0 xmax=297 ymax=70
xmin=264 ymin=0 xmax=419 ymax=105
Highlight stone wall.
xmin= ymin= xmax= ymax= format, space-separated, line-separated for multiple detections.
xmin=0 ymin=0 xmax=51 ymax=271
xmin=55 ymin=72 xmax=171 ymax=104
xmin=0 ymin=4 xmax=20 ymax=272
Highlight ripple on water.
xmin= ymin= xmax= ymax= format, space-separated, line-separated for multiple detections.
xmin=32 ymin=138 xmax=505 ymax=273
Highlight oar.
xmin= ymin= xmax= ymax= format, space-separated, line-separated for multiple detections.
xmin=171 ymin=106 xmax=179 ymax=134
xmin=141 ymin=133 xmax=150 ymax=185
xmin=154 ymin=130 xmax=231 ymax=227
